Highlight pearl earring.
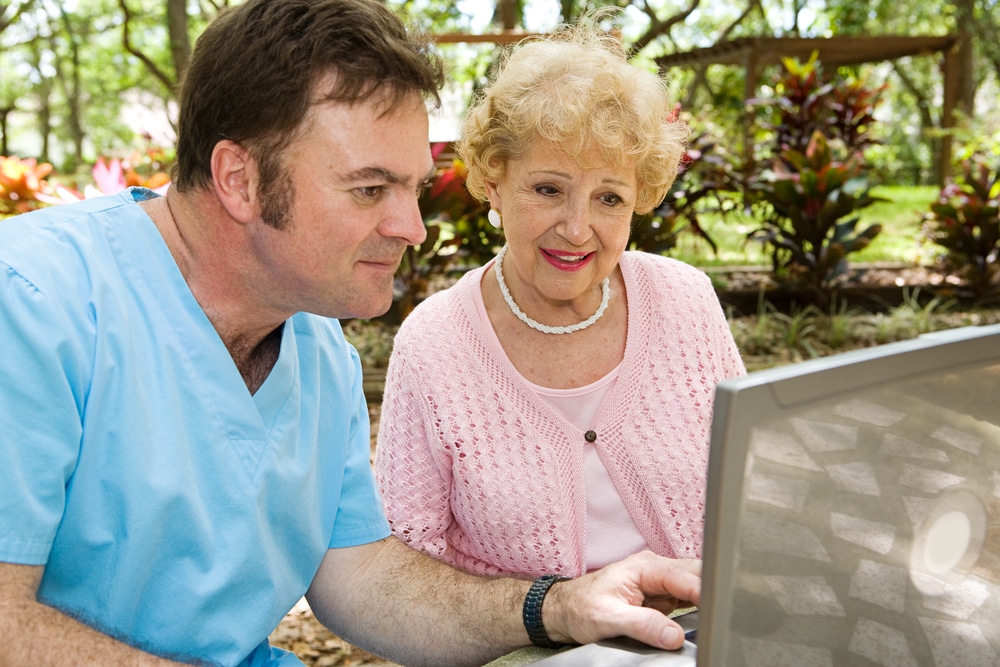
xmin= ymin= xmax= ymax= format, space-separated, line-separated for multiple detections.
xmin=487 ymin=209 xmax=502 ymax=229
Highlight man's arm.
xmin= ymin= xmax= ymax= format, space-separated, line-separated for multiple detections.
xmin=306 ymin=537 xmax=700 ymax=667
xmin=0 ymin=562 xmax=186 ymax=667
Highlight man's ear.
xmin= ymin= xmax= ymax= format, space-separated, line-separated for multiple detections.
xmin=211 ymin=139 xmax=258 ymax=224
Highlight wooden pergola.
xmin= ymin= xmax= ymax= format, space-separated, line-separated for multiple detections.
xmin=654 ymin=35 xmax=973 ymax=183
xmin=427 ymin=29 xmax=971 ymax=182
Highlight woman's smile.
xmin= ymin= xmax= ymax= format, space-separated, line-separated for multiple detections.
xmin=540 ymin=248 xmax=595 ymax=272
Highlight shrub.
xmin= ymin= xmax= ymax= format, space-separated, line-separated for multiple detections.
xmin=750 ymin=131 xmax=884 ymax=295
xmin=757 ymin=53 xmax=835 ymax=157
xmin=631 ymin=125 xmax=742 ymax=256
xmin=922 ymin=157 xmax=1000 ymax=298
xmin=747 ymin=55 xmax=887 ymax=298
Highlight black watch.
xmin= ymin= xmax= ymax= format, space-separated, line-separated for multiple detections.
xmin=522 ymin=574 xmax=572 ymax=649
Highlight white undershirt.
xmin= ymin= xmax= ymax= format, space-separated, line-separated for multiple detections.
xmin=472 ymin=265 xmax=649 ymax=571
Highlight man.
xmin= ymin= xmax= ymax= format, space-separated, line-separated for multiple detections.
xmin=0 ymin=1 xmax=700 ymax=665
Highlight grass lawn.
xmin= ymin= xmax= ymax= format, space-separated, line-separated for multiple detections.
xmin=670 ymin=185 xmax=940 ymax=268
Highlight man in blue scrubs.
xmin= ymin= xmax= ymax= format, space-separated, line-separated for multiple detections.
xmin=0 ymin=1 xmax=701 ymax=665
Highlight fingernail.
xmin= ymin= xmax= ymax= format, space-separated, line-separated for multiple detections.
xmin=661 ymin=626 xmax=680 ymax=646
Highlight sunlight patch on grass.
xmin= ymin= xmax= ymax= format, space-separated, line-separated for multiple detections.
xmin=851 ymin=185 xmax=938 ymax=265
xmin=671 ymin=208 xmax=769 ymax=267
xmin=669 ymin=185 xmax=940 ymax=268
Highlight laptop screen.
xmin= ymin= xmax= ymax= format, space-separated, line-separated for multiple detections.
xmin=701 ymin=324 xmax=1000 ymax=667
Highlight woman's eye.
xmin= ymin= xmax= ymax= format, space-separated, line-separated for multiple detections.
xmin=601 ymin=193 xmax=623 ymax=206
xmin=536 ymin=185 xmax=560 ymax=196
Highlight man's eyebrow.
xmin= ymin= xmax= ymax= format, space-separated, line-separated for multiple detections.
xmin=343 ymin=166 xmax=406 ymax=185
xmin=342 ymin=166 xmax=437 ymax=187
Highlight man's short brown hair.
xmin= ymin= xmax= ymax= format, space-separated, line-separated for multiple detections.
xmin=172 ymin=0 xmax=444 ymax=194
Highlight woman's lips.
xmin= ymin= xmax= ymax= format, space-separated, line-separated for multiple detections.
xmin=540 ymin=248 xmax=594 ymax=272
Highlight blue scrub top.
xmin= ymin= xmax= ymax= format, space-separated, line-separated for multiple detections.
xmin=0 ymin=190 xmax=391 ymax=666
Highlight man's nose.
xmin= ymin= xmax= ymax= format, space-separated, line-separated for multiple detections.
xmin=383 ymin=193 xmax=427 ymax=246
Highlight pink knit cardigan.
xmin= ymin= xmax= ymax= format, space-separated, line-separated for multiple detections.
xmin=374 ymin=252 xmax=746 ymax=578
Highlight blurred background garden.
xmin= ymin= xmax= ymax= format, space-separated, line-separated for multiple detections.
xmin=2 ymin=0 xmax=999 ymax=662
xmin=3 ymin=0 xmax=1000 ymax=381
xmin=2 ymin=0 xmax=999 ymax=374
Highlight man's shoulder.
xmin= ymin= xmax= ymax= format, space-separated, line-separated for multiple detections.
xmin=0 ymin=193 xmax=146 ymax=283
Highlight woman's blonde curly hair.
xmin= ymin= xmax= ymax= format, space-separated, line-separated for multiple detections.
xmin=457 ymin=11 xmax=689 ymax=215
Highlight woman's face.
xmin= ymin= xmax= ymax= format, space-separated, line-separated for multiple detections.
xmin=485 ymin=138 xmax=637 ymax=314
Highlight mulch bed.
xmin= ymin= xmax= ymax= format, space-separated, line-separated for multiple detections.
xmin=709 ymin=263 xmax=986 ymax=315
xmin=269 ymin=598 xmax=399 ymax=667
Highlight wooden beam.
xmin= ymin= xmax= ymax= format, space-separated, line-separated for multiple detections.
xmin=657 ymin=34 xmax=965 ymax=188
xmin=656 ymin=35 xmax=961 ymax=70
xmin=941 ymin=42 xmax=962 ymax=185
xmin=431 ymin=31 xmax=543 ymax=45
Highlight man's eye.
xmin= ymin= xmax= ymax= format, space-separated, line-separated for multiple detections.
xmin=357 ymin=186 xmax=384 ymax=200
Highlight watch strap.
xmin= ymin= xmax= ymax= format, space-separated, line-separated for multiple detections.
xmin=523 ymin=574 xmax=571 ymax=649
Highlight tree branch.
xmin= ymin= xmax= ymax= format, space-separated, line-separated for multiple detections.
xmin=892 ymin=61 xmax=936 ymax=128
xmin=719 ymin=0 xmax=762 ymax=41
xmin=631 ymin=0 xmax=701 ymax=54
xmin=0 ymin=0 xmax=38 ymax=35
xmin=118 ymin=0 xmax=176 ymax=93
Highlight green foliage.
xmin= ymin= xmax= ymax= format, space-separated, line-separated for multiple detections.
xmin=670 ymin=185 xmax=934 ymax=268
xmin=763 ymin=53 xmax=836 ymax=156
xmin=823 ymin=300 xmax=858 ymax=348
xmin=728 ymin=294 xmax=1000 ymax=373
xmin=747 ymin=55 xmax=888 ymax=296
xmin=419 ymin=145 xmax=497 ymax=266
xmin=827 ymin=72 xmax=888 ymax=155
xmin=1 ymin=0 xmax=173 ymax=170
xmin=728 ymin=293 xmax=782 ymax=356
xmin=751 ymin=131 xmax=885 ymax=293
xmin=774 ymin=304 xmax=820 ymax=355
xmin=754 ymin=54 xmax=887 ymax=164
xmin=630 ymin=127 xmax=741 ymax=255
xmin=922 ymin=157 xmax=1000 ymax=297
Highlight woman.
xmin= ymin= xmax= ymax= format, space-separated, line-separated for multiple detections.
xmin=374 ymin=16 xmax=745 ymax=579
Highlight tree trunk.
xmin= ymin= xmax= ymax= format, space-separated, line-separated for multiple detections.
xmin=55 ymin=7 xmax=84 ymax=169
xmin=167 ymin=0 xmax=191 ymax=83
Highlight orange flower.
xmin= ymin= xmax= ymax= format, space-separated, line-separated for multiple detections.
xmin=0 ymin=156 xmax=55 ymax=215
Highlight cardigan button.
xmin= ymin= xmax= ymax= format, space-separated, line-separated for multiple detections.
xmin=584 ymin=430 xmax=597 ymax=443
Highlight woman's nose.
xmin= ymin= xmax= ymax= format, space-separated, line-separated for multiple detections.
xmin=558 ymin=201 xmax=593 ymax=245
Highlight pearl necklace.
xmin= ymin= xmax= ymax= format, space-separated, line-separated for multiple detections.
xmin=493 ymin=245 xmax=610 ymax=335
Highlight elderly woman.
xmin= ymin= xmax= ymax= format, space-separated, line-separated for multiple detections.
xmin=374 ymin=17 xmax=745 ymax=579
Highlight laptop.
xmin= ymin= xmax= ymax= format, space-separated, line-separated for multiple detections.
xmin=533 ymin=323 xmax=1000 ymax=666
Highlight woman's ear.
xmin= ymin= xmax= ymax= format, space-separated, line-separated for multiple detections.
xmin=484 ymin=180 xmax=502 ymax=211
xmin=211 ymin=139 xmax=259 ymax=224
